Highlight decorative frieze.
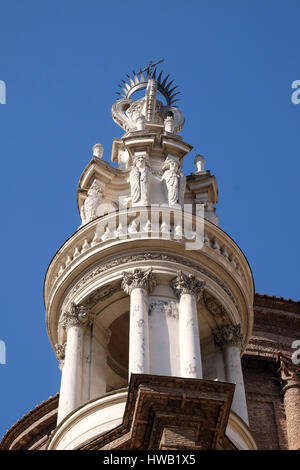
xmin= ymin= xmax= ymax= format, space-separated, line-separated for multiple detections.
xmin=171 ymin=270 xmax=205 ymax=301
xmin=149 ymin=299 xmax=179 ymax=320
xmin=203 ymin=292 xmax=228 ymax=323
xmin=121 ymin=268 xmax=157 ymax=295
xmin=81 ymin=284 xmax=120 ymax=309
xmin=213 ymin=324 xmax=243 ymax=349
xmin=59 ymin=252 xmax=239 ymax=319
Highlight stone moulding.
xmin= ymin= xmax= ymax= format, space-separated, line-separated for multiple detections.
xmin=44 ymin=207 xmax=251 ymax=302
xmin=79 ymin=374 xmax=236 ymax=450
xmin=46 ymin=253 xmax=252 ymax=361
xmin=62 ymin=251 xmax=238 ymax=312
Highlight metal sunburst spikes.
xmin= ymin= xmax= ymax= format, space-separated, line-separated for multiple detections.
xmin=116 ymin=61 xmax=181 ymax=106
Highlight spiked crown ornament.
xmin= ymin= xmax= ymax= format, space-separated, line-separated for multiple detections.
xmin=111 ymin=59 xmax=185 ymax=134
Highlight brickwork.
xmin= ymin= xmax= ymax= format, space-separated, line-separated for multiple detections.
xmin=243 ymin=294 xmax=300 ymax=450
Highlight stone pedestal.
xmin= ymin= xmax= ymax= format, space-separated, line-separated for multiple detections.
xmin=171 ymin=271 xmax=205 ymax=379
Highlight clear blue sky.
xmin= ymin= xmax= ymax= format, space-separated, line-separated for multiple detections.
xmin=0 ymin=0 xmax=299 ymax=439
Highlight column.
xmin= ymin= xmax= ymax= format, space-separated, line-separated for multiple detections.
xmin=171 ymin=271 xmax=205 ymax=379
xmin=57 ymin=303 xmax=93 ymax=424
xmin=90 ymin=323 xmax=111 ymax=400
xmin=121 ymin=268 xmax=156 ymax=378
xmin=214 ymin=324 xmax=249 ymax=424
xmin=277 ymin=353 xmax=300 ymax=450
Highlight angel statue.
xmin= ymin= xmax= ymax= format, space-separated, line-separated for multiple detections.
xmin=129 ymin=153 xmax=151 ymax=206
xmin=80 ymin=180 xmax=104 ymax=225
xmin=161 ymin=156 xmax=186 ymax=208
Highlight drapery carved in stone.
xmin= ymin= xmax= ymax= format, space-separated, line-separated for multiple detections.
xmin=161 ymin=157 xmax=186 ymax=208
xmin=213 ymin=324 xmax=243 ymax=349
xmin=80 ymin=180 xmax=104 ymax=225
xmin=129 ymin=153 xmax=151 ymax=206
xmin=121 ymin=268 xmax=157 ymax=295
xmin=171 ymin=270 xmax=205 ymax=301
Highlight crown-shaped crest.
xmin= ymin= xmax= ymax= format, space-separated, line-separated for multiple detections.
xmin=116 ymin=59 xmax=180 ymax=106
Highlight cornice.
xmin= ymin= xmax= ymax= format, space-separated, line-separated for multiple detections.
xmin=0 ymin=394 xmax=59 ymax=450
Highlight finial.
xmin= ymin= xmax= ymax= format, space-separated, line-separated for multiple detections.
xmin=116 ymin=61 xmax=180 ymax=106
xmin=194 ymin=154 xmax=205 ymax=172
xmin=137 ymin=59 xmax=164 ymax=77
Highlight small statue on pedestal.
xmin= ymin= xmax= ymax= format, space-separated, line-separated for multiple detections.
xmin=129 ymin=153 xmax=151 ymax=206
xmin=161 ymin=156 xmax=186 ymax=208
xmin=80 ymin=180 xmax=104 ymax=225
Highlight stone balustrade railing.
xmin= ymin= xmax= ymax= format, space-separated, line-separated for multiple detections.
xmin=46 ymin=207 xmax=245 ymax=298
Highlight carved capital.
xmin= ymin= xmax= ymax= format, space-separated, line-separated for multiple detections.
xmin=276 ymin=352 xmax=300 ymax=391
xmin=121 ymin=268 xmax=157 ymax=295
xmin=54 ymin=342 xmax=66 ymax=370
xmin=171 ymin=270 xmax=205 ymax=301
xmin=59 ymin=302 xmax=94 ymax=331
xmin=213 ymin=324 xmax=243 ymax=349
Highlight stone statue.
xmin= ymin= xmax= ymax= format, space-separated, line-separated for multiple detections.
xmin=129 ymin=153 xmax=151 ymax=206
xmin=80 ymin=180 xmax=104 ymax=225
xmin=161 ymin=156 xmax=186 ymax=208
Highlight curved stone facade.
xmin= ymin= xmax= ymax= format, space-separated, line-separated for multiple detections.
xmin=1 ymin=294 xmax=299 ymax=450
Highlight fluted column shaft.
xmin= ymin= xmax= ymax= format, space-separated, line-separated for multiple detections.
xmin=122 ymin=269 xmax=156 ymax=379
xmin=277 ymin=353 xmax=300 ymax=450
xmin=57 ymin=303 xmax=93 ymax=424
xmin=214 ymin=324 xmax=249 ymax=425
xmin=171 ymin=271 xmax=205 ymax=379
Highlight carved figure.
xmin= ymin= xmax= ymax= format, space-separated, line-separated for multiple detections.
xmin=161 ymin=157 xmax=186 ymax=208
xmin=80 ymin=180 xmax=103 ymax=225
xmin=129 ymin=154 xmax=151 ymax=206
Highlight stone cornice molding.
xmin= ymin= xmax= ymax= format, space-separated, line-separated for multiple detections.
xmin=67 ymin=252 xmax=237 ymax=309
xmin=121 ymin=268 xmax=157 ymax=295
xmin=44 ymin=208 xmax=253 ymax=304
xmin=59 ymin=303 xmax=94 ymax=331
xmin=276 ymin=352 xmax=300 ymax=391
xmin=171 ymin=270 xmax=205 ymax=301
xmin=213 ymin=324 xmax=244 ymax=349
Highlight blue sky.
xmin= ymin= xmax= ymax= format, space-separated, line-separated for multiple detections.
xmin=0 ymin=0 xmax=299 ymax=439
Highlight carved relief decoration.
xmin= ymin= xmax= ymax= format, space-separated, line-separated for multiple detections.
xmin=162 ymin=156 xmax=186 ymax=208
xmin=276 ymin=352 xmax=300 ymax=390
xmin=59 ymin=302 xmax=94 ymax=331
xmin=149 ymin=299 xmax=179 ymax=320
xmin=213 ymin=324 xmax=244 ymax=349
xmin=171 ymin=270 xmax=205 ymax=301
xmin=80 ymin=180 xmax=104 ymax=225
xmin=121 ymin=268 xmax=157 ymax=295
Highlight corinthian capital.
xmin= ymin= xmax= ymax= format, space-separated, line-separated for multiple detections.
xmin=277 ymin=352 xmax=300 ymax=390
xmin=54 ymin=342 xmax=66 ymax=370
xmin=213 ymin=324 xmax=243 ymax=349
xmin=59 ymin=302 xmax=94 ymax=331
xmin=121 ymin=268 xmax=157 ymax=295
xmin=171 ymin=271 xmax=205 ymax=301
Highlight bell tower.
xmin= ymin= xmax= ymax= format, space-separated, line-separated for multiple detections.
xmin=45 ymin=61 xmax=257 ymax=450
